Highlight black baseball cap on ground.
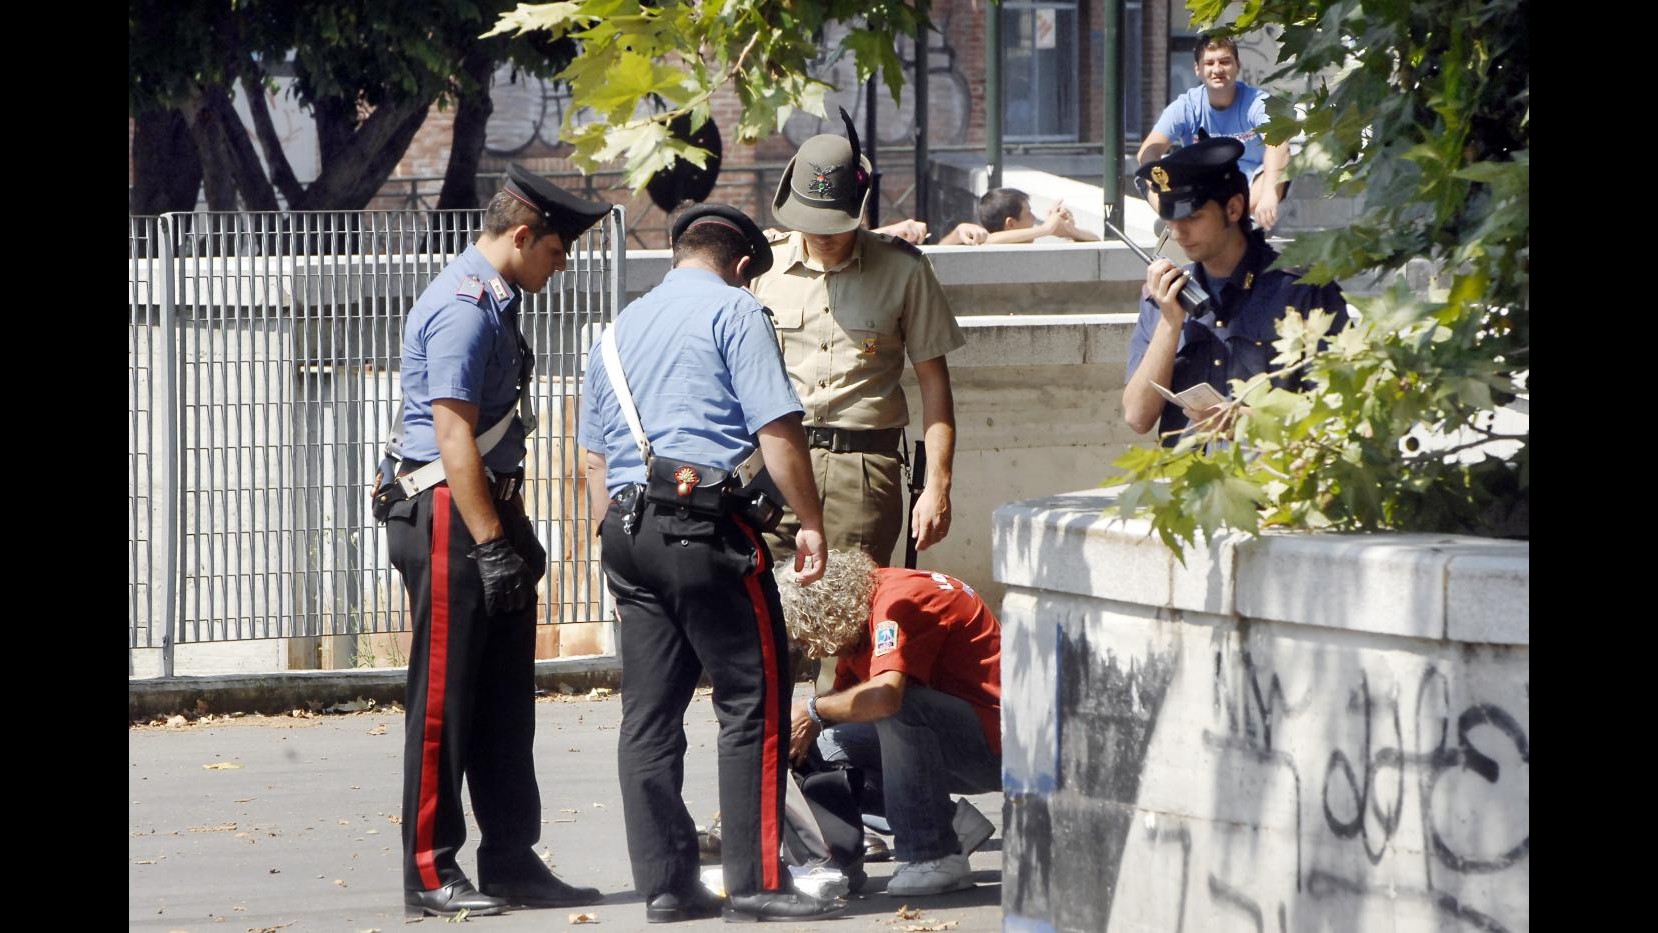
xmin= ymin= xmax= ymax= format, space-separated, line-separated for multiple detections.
xmin=503 ymin=163 xmax=611 ymax=250
xmin=670 ymin=203 xmax=774 ymax=280
xmin=1135 ymin=137 xmax=1247 ymax=220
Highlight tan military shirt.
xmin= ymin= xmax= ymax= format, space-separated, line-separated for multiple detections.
xmin=749 ymin=229 xmax=965 ymax=430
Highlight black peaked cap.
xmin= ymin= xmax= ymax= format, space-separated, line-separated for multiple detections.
xmin=670 ymin=203 xmax=773 ymax=280
xmin=1134 ymin=137 xmax=1247 ymax=220
xmin=504 ymin=163 xmax=611 ymax=245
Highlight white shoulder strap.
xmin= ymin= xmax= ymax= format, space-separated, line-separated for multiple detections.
xmin=601 ymin=326 xmax=653 ymax=465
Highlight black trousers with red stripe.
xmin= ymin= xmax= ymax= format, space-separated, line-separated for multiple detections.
xmin=387 ymin=486 xmax=548 ymax=893
xmin=601 ymin=499 xmax=792 ymax=900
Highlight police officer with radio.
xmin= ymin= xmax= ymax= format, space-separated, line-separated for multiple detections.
xmin=578 ymin=203 xmax=847 ymax=924
xmin=382 ymin=164 xmax=608 ymax=918
xmin=1123 ymin=137 xmax=1349 ymax=442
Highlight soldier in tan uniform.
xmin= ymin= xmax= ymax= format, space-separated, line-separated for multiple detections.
xmin=749 ymin=116 xmax=966 ymax=571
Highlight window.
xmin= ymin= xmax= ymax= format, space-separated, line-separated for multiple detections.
xmin=1002 ymin=1 xmax=1079 ymax=142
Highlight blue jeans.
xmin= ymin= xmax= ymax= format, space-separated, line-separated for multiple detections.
xmin=815 ymin=685 xmax=1002 ymax=862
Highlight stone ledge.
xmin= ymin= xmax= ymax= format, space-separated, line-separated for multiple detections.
xmin=992 ymin=488 xmax=1529 ymax=645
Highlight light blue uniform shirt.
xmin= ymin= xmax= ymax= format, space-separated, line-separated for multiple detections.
xmin=399 ymin=245 xmax=528 ymax=473
xmin=1151 ymin=82 xmax=1272 ymax=181
xmin=579 ymin=267 xmax=803 ymax=496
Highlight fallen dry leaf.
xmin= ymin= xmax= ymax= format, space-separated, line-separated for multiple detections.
xmin=167 ymin=715 xmax=187 ymax=728
xmin=190 ymin=822 xmax=238 ymax=833
xmin=385 ymin=814 xmax=402 ymax=824
xmin=203 ymin=762 xmax=242 ymax=770
xmin=901 ymin=923 xmax=959 ymax=932
xmin=559 ymin=808 xmax=579 ymax=814
xmin=893 ymin=905 xmax=924 ymax=919
xmin=134 ymin=859 xmax=158 ymax=865
xmin=334 ymin=879 xmax=348 ymax=887
xmin=367 ymin=723 xmax=387 ymax=735
xmin=234 ymin=797 xmax=257 ymax=803
xmin=568 ymin=912 xmax=598 ymax=924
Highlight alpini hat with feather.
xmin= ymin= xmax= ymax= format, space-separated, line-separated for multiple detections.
xmin=772 ymin=107 xmax=873 ymax=235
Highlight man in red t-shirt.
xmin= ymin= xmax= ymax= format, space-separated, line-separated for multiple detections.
xmin=779 ymin=550 xmax=1001 ymax=897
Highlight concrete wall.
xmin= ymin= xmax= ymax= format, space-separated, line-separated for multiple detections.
xmin=993 ymin=488 xmax=1530 ymax=933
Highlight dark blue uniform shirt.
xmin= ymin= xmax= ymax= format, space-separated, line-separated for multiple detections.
xmin=1127 ymin=230 xmax=1348 ymax=441
xmin=399 ymin=245 xmax=528 ymax=473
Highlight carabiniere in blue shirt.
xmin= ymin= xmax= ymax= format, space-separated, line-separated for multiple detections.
xmin=399 ymin=244 xmax=530 ymax=474
xmin=579 ymin=267 xmax=803 ymax=496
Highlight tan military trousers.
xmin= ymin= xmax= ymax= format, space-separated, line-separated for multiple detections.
xmin=764 ymin=447 xmax=905 ymax=573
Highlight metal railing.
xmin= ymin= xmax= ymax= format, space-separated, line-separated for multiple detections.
xmin=128 ymin=208 xmax=624 ymax=674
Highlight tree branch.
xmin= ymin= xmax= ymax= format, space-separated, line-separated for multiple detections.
xmin=240 ymin=68 xmax=304 ymax=208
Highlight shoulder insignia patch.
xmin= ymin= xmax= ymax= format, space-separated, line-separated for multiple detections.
xmin=456 ymin=276 xmax=486 ymax=302
xmin=876 ymin=233 xmax=922 ymax=257
xmin=488 ymin=277 xmax=512 ymax=301
xmin=873 ymin=619 xmax=900 ymax=657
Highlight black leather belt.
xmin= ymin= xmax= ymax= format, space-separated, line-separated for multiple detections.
xmin=804 ymin=426 xmax=902 ymax=454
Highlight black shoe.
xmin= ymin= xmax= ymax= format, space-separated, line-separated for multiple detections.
xmin=404 ymin=879 xmax=509 ymax=918
xmin=646 ymin=888 xmax=726 ymax=923
xmin=723 ymin=890 xmax=847 ymax=923
xmin=480 ymin=868 xmax=602 ymax=908
xmin=863 ymin=831 xmax=893 ymax=862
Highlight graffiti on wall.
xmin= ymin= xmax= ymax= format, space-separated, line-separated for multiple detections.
xmin=1157 ymin=637 xmax=1529 ymax=931
xmin=1011 ymin=620 xmax=1530 ymax=933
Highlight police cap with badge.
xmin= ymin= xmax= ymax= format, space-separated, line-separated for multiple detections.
xmin=1135 ymin=136 xmax=1248 ymax=220
xmin=503 ymin=163 xmax=611 ymax=253
xmin=670 ymin=202 xmax=774 ymax=281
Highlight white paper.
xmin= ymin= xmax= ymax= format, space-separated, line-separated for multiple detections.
xmin=1151 ymin=381 xmax=1226 ymax=412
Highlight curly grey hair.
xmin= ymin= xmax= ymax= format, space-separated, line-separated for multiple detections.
xmin=776 ymin=549 xmax=878 ymax=659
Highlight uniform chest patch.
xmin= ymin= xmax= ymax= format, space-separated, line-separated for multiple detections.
xmin=861 ymin=336 xmax=879 ymax=355
xmin=873 ymin=619 xmax=899 ymax=657
xmin=488 ymin=277 xmax=511 ymax=301
xmin=457 ymin=276 xmax=485 ymax=301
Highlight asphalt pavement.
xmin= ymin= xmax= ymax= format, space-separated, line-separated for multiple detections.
xmin=129 ymin=684 xmax=1005 ymax=932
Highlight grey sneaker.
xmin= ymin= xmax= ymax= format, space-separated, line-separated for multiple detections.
xmin=952 ymin=798 xmax=996 ymax=856
xmin=885 ymin=853 xmax=973 ymax=896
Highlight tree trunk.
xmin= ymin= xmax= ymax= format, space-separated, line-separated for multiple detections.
xmin=207 ymin=89 xmax=280 ymax=212
xmin=299 ymin=97 xmax=435 ymax=210
xmin=130 ymin=107 xmax=203 ymax=214
xmin=186 ymin=89 xmax=239 ymax=211
xmin=241 ymin=71 xmax=305 ymax=208
xmin=437 ymin=46 xmax=497 ymax=211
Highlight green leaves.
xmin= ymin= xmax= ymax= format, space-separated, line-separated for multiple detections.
xmin=487 ymin=0 xmax=931 ymax=189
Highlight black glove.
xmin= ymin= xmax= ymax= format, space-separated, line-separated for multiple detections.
xmin=469 ymin=537 xmax=537 ymax=616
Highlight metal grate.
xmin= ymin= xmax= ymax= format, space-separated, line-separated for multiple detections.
xmin=129 ymin=208 xmax=622 ymax=654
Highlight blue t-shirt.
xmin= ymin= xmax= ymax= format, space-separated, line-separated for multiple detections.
xmin=398 ymin=245 xmax=528 ymax=473
xmin=1151 ymin=82 xmax=1272 ymax=180
xmin=579 ymin=267 xmax=803 ymax=495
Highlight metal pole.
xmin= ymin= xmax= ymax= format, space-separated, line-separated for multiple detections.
xmin=864 ymin=77 xmax=881 ymax=227
xmin=159 ymin=214 xmax=181 ymax=678
xmin=913 ymin=21 xmax=930 ymax=227
xmin=604 ymin=204 xmax=625 ymax=658
xmin=1102 ymin=0 xmax=1126 ymax=224
xmin=986 ymin=1 xmax=1003 ymax=189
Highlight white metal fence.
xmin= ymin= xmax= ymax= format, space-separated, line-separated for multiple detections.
xmin=128 ymin=209 xmax=623 ymax=672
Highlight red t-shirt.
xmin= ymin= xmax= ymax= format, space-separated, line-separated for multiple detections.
xmin=834 ymin=568 xmax=1003 ymax=755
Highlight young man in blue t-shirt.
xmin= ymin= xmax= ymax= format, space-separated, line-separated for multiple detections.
xmin=1137 ymin=34 xmax=1291 ymax=230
